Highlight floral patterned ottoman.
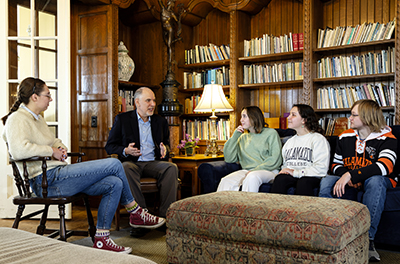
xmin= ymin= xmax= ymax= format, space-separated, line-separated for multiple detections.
xmin=166 ymin=192 xmax=369 ymax=264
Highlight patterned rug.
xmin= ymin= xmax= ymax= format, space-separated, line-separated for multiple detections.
xmin=72 ymin=228 xmax=400 ymax=264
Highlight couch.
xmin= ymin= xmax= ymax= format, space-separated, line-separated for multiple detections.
xmin=198 ymin=126 xmax=400 ymax=249
xmin=0 ymin=227 xmax=156 ymax=264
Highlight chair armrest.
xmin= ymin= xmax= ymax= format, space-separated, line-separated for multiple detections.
xmin=198 ymin=161 xmax=241 ymax=194
xmin=9 ymin=156 xmax=52 ymax=163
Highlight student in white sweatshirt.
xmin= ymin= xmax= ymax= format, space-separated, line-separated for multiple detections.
xmin=270 ymin=104 xmax=330 ymax=196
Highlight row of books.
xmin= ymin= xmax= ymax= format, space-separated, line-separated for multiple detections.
xmin=185 ymin=43 xmax=230 ymax=65
xmin=317 ymin=83 xmax=394 ymax=109
xmin=320 ymin=117 xmax=349 ymax=136
xmin=183 ymin=66 xmax=229 ymax=89
xmin=317 ymin=19 xmax=396 ymax=48
xmin=244 ymin=32 xmax=304 ymax=57
xmin=118 ymin=90 xmax=135 ymax=113
xmin=182 ymin=119 xmax=231 ymax=141
xmin=317 ymin=47 xmax=395 ymax=78
xmin=243 ymin=61 xmax=303 ymax=84
xmin=320 ymin=113 xmax=395 ymax=136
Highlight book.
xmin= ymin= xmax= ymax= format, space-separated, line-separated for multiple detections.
xmin=333 ymin=117 xmax=349 ymax=136
xmin=298 ymin=33 xmax=304 ymax=50
xmin=265 ymin=117 xmax=280 ymax=129
xmin=293 ymin=33 xmax=299 ymax=51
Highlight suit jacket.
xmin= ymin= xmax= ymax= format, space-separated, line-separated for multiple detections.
xmin=105 ymin=109 xmax=170 ymax=162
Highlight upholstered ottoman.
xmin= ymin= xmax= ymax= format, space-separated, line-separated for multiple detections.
xmin=166 ymin=192 xmax=370 ymax=264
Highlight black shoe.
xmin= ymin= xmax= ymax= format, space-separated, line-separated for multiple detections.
xmin=369 ymin=240 xmax=380 ymax=262
xmin=156 ymin=223 xmax=167 ymax=233
xmin=130 ymin=227 xmax=150 ymax=238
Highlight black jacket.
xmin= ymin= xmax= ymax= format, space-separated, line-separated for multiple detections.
xmin=105 ymin=109 xmax=170 ymax=162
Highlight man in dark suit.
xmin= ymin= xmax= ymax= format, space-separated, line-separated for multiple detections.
xmin=105 ymin=87 xmax=178 ymax=222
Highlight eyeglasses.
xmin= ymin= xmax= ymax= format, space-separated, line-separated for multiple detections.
xmin=39 ymin=93 xmax=52 ymax=99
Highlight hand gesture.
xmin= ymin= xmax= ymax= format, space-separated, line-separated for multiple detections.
xmin=52 ymin=147 xmax=67 ymax=161
xmin=125 ymin=143 xmax=142 ymax=157
xmin=160 ymin=142 xmax=167 ymax=159
xmin=333 ymin=172 xmax=351 ymax=197
xmin=236 ymin=125 xmax=245 ymax=133
xmin=279 ymin=168 xmax=294 ymax=176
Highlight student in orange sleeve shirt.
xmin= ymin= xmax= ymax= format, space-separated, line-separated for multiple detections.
xmin=319 ymin=99 xmax=397 ymax=262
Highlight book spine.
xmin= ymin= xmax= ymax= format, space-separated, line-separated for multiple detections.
xmin=298 ymin=33 xmax=304 ymax=50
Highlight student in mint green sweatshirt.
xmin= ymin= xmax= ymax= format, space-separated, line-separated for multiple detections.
xmin=217 ymin=106 xmax=282 ymax=192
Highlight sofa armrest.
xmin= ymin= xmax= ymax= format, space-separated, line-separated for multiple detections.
xmin=198 ymin=161 xmax=241 ymax=194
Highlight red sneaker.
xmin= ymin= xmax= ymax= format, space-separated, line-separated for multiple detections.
xmin=129 ymin=208 xmax=165 ymax=229
xmin=93 ymin=236 xmax=132 ymax=254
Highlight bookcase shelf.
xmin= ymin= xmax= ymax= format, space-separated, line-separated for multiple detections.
xmin=179 ymin=59 xmax=230 ymax=70
xmin=118 ymin=80 xmax=160 ymax=91
xmin=239 ymin=80 xmax=304 ymax=89
xmin=239 ymin=50 xmax=303 ymax=63
xmin=313 ymin=73 xmax=394 ymax=84
xmin=313 ymin=39 xmax=395 ymax=54
xmin=181 ymin=113 xmax=230 ymax=118
xmin=179 ymin=86 xmax=230 ymax=94
xmin=315 ymin=106 xmax=394 ymax=113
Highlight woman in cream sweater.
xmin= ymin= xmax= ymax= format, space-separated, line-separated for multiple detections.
xmin=2 ymin=77 xmax=164 ymax=254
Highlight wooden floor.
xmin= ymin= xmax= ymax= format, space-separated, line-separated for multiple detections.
xmin=0 ymin=205 xmax=131 ymax=242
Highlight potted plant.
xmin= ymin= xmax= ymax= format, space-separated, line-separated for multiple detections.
xmin=177 ymin=134 xmax=200 ymax=156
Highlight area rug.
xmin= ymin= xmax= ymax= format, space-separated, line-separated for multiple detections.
xmin=71 ymin=229 xmax=400 ymax=264
xmin=72 ymin=228 xmax=167 ymax=264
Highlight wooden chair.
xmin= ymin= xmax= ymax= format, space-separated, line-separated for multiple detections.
xmin=10 ymin=152 xmax=96 ymax=241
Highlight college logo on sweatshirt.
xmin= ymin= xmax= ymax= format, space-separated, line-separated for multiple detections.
xmin=284 ymin=147 xmax=313 ymax=166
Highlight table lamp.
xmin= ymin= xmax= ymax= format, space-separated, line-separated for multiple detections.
xmin=194 ymin=83 xmax=233 ymax=157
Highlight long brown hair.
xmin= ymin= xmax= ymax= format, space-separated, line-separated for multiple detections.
xmin=1 ymin=77 xmax=46 ymax=125
xmin=242 ymin=106 xmax=265 ymax=134
xmin=293 ymin=104 xmax=323 ymax=134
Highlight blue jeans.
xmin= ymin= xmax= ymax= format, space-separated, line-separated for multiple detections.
xmin=29 ymin=158 xmax=134 ymax=230
xmin=319 ymin=175 xmax=393 ymax=240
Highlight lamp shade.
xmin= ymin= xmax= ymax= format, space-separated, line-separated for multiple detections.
xmin=194 ymin=84 xmax=233 ymax=113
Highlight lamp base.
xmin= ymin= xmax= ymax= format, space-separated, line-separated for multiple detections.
xmin=204 ymin=139 xmax=223 ymax=157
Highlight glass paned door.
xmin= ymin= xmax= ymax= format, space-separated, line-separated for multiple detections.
xmin=8 ymin=0 xmax=59 ymax=131
xmin=1 ymin=0 xmax=70 ymax=219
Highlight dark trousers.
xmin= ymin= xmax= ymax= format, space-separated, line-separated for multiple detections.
xmin=122 ymin=160 xmax=178 ymax=217
xmin=270 ymin=173 xmax=321 ymax=196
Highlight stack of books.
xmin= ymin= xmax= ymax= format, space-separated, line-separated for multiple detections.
xmin=183 ymin=66 xmax=229 ymax=89
xmin=317 ymin=47 xmax=395 ymax=78
xmin=317 ymin=18 xmax=395 ymax=48
xmin=185 ymin=43 xmax=230 ymax=64
xmin=243 ymin=61 xmax=303 ymax=84
xmin=244 ymin=32 xmax=303 ymax=57
xmin=182 ymin=119 xmax=230 ymax=140
xmin=317 ymin=83 xmax=394 ymax=109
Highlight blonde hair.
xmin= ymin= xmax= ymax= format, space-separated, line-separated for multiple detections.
xmin=352 ymin=99 xmax=386 ymax=132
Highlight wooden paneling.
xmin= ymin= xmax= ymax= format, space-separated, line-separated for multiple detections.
xmin=246 ymin=0 xmax=304 ymax=116
xmin=71 ymin=3 xmax=118 ymax=160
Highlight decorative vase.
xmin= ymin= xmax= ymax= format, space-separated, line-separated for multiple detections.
xmin=185 ymin=147 xmax=195 ymax=156
xmin=118 ymin=41 xmax=135 ymax=81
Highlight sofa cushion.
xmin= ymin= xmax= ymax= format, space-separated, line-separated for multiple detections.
xmin=167 ymin=191 xmax=370 ymax=254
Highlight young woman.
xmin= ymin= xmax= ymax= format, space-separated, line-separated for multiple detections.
xmin=270 ymin=104 xmax=330 ymax=196
xmin=319 ymin=99 xmax=397 ymax=262
xmin=2 ymin=77 xmax=165 ymax=254
xmin=217 ymin=106 xmax=282 ymax=192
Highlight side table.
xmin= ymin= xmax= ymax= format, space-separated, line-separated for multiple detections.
xmin=172 ymin=154 xmax=224 ymax=198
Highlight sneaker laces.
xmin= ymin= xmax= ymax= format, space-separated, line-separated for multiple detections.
xmin=105 ymin=237 xmax=124 ymax=250
xmin=140 ymin=208 xmax=158 ymax=223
